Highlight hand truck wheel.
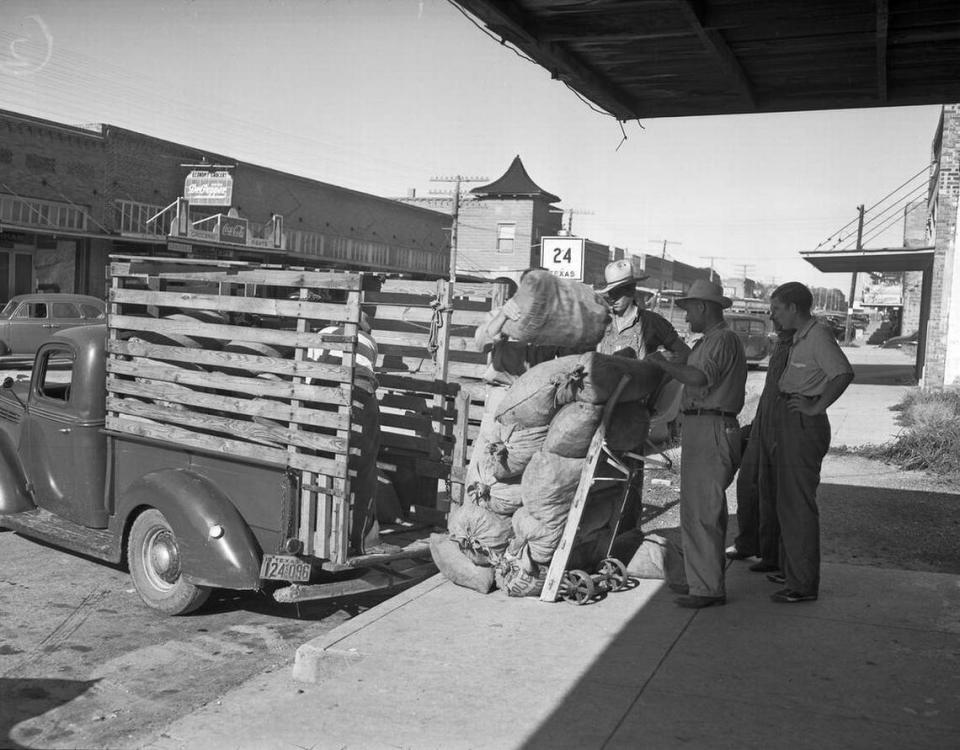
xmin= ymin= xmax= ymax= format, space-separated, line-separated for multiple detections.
xmin=561 ymin=569 xmax=595 ymax=605
xmin=599 ymin=558 xmax=629 ymax=592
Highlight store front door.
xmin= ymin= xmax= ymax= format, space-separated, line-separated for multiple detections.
xmin=0 ymin=250 xmax=34 ymax=303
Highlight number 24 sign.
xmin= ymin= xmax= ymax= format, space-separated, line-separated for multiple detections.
xmin=540 ymin=237 xmax=585 ymax=280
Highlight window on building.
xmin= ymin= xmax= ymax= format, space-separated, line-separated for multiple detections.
xmin=496 ymin=223 xmax=515 ymax=254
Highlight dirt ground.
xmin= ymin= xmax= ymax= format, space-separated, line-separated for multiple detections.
xmin=639 ymin=451 xmax=960 ymax=575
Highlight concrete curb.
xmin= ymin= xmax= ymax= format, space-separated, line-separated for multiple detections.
xmin=291 ymin=572 xmax=448 ymax=683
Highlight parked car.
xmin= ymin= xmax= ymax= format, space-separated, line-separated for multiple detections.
xmin=0 ymin=293 xmax=105 ymax=355
xmin=726 ymin=311 xmax=774 ymax=366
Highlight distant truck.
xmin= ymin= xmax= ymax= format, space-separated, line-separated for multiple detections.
xmin=0 ymin=258 xmax=471 ymax=615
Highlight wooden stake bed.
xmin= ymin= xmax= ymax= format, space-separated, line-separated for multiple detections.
xmin=106 ymin=256 xmax=365 ymax=564
xmin=105 ymin=256 xmax=514 ymax=573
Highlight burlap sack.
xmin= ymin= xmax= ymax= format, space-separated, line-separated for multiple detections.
xmin=576 ymin=351 xmax=664 ymax=404
xmin=494 ymin=355 xmax=583 ymax=428
xmin=499 ymin=270 xmax=609 ymax=349
xmin=543 ymin=401 xmax=604 ymax=458
xmin=467 ymin=479 xmax=524 ymax=517
xmin=607 ymin=401 xmax=652 ymax=452
xmin=477 ymin=424 xmax=550 ymax=481
xmin=447 ymin=500 xmax=514 ymax=565
xmin=511 ymin=506 xmax=566 ymax=564
xmin=430 ymin=533 xmax=496 ymax=594
xmin=494 ymin=540 xmax=548 ymax=597
xmin=520 ymin=450 xmax=585 ymax=520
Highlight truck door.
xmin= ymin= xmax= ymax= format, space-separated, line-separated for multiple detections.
xmin=21 ymin=342 xmax=107 ymax=527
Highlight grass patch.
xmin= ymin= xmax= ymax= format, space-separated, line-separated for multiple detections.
xmin=858 ymin=388 xmax=960 ymax=476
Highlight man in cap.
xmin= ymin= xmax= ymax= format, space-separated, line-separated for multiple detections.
xmin=766 ymin=282 xmax=853 ymax=603
xmin=646 ymin=279 xmax=747 ymax=608
xmin=596 ymin=258 xmax=690 ymax=362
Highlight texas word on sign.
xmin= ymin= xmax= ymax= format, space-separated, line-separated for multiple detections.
xmin=540 ymin=237 xmax=585 ymax=280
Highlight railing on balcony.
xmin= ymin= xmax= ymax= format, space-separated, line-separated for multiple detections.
xmin=115 ymin=199 xmax=170 ymax=237
xmin=0 ymin=193 xmax=88 ymax=231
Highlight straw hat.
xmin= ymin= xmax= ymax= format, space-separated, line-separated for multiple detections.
xmin=597 ymin=259 xmax=649 ymax=295
xmin=675 ymin=279 xmax=733 ymax=309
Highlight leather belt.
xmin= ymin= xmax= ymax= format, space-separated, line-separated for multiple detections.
xmin=682 ymin=408 xmax=738 ymax=417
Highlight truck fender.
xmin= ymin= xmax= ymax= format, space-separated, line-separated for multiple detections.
xmin=0 ymin=430 xmax=35 ymax=515
xmin=118 ymin=469 xmax=262 ymax=590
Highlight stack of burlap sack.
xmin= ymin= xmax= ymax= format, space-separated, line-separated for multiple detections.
xmin=430 ymin=351 xmax=663 ymax=596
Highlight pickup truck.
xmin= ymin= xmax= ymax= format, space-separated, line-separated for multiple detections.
xmin=0 ymin=324 xmax=278 ymax=615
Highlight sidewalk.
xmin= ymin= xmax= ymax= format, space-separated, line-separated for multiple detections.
xmin=141 ymin=346 xmax=960 ymax=750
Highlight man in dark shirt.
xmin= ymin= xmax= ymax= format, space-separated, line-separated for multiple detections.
xmin=596 ymin=259 xmax=690 ymax=362
xmin=727 ymin=323 xmax=793 ymax=572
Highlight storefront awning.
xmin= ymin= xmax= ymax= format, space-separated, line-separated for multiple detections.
xmin=800 ymin=246 xmax=935 ymax=274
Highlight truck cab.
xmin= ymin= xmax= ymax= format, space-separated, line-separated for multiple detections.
xmin=0 ymin=325 xmax=264 ymax=615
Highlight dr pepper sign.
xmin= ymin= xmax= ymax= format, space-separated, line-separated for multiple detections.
xmin=540 ymin=237 xmax=585 ymax=280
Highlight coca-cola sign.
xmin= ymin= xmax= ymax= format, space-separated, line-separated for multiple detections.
xmin=219 ymin=215 xmax=248 ymax=245
xmin=184 ymin=170 xmax=233 ymax=206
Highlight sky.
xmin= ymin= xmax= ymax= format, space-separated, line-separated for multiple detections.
xmin=0 ymin=0 xmax=945 ymax=290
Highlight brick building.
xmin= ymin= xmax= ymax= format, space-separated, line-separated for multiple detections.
xmin=0 ymin=109 xmax=450 ymax=302
xmin=399 ymin=156 xmax=615 ymax=285
xmin=631 ymin=253 xmax=719 ymax=294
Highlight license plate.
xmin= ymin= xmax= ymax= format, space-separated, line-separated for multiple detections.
xmin=259 ymin=554 xmax=312 ymax=583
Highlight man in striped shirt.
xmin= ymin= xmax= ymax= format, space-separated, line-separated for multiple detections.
xmin=308 ymin=312 xmax=381 ymax=553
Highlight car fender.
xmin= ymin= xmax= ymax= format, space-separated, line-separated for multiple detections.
xmin=117 ymin=469 xmax=262 ymax=590
xmin=0 ymin=429 xmax=35 ymax=515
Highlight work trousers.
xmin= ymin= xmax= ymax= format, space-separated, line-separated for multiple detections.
xmin=770 ymin=398 xmax=831 ymax=596
xmin=349 ymin=389 xmax=382 ymax=554
xmin=679 ymin=414 xmax=741 ymax=598
xmin=733 ymin=409 xmax=781 ymax=565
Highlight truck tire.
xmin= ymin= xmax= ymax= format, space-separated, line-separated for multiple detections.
xmin=128 ymin=508 xmax=211 ymax=615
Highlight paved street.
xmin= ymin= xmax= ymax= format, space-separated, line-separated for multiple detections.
xmin=0 ymin=531 xmax=394 ymax=750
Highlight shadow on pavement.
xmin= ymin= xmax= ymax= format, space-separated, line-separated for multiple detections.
xmin=851 ymin=361 xmax=916 ymax=386
xmin=818 ymin=482 xmax=960 ymax=574
xmin=0 ymin=677 xmax=99 ymax=749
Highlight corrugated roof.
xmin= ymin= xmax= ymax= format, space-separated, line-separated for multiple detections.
xmin=471 ymin=155 xmax=561 ymax=203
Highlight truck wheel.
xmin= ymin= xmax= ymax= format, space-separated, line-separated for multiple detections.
xmin=128 ymin=509 xmax=211 ymax=615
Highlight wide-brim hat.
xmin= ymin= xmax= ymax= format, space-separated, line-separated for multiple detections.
xmin=597 ymin=258 xmax=649 ymax=295
xmin=676 ymin=279 xmax=732 ymax=309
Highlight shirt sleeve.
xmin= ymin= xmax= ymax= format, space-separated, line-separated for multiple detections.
xmin=694 ymin=330 xmax=741 ymax=390
xmin=644 ymin=311 xmax=682 ymax=352
xmin=810 ymin=324 xmax=854 ymax=379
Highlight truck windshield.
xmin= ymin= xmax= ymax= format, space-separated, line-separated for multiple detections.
xmin=0 ymin=300 xmax=18 ymax=319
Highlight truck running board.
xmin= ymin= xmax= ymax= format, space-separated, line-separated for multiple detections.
xmin=0 ymin=508 xmax=118 ymax=563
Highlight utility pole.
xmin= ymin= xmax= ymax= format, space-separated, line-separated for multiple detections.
xmin=429 ymin=174 xmax=486 ymax=389
xmin=844 ymin=204 xmax=865 ymax=344
xmin=430 ymin=174 xmax=487 ymax=284
xmin=563 ymin=208 xmax=594 ymax=235
xmin=699 ymin=256 xmax=722 ymax=284
xmin=648 ymin=239 xmax=681 ymax=293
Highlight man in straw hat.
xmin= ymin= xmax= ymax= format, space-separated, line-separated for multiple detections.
xmin=595 ymin=258 xmax=690 ymax=362
xmin=646 ymin=278 xmax=747 ymax=608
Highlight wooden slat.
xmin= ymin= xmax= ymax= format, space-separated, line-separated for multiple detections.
xmin=109 ymin=314 xmax=358 ymax=352
xmin=107 ymin=358 xmax=351 ymax=405
xmin=106 ymin=378 xmax=351 ymax=430
xmin=107 ymin=414 xmax=346 ymax=479
xmin=110 ymin=287 xmax=361 ymax=322
xmin=109 ymin=339 xmax=349 ymax=381
xmin=111 ymin=261 xmax=363 ymax=290
xmin=106 ymin=396 xmax=348 ymax=453
xmin=373 ymin=329 xmax=480 ymax=353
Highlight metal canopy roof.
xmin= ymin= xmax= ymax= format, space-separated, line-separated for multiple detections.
xmin=800 ymin=245 xmax=935 ymax=273
xmin=454 ymin=0 xmax=960 ymax=120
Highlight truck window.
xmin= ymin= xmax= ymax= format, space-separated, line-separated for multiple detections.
xmin=36 ymin=349 xmax=74 ymax=402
